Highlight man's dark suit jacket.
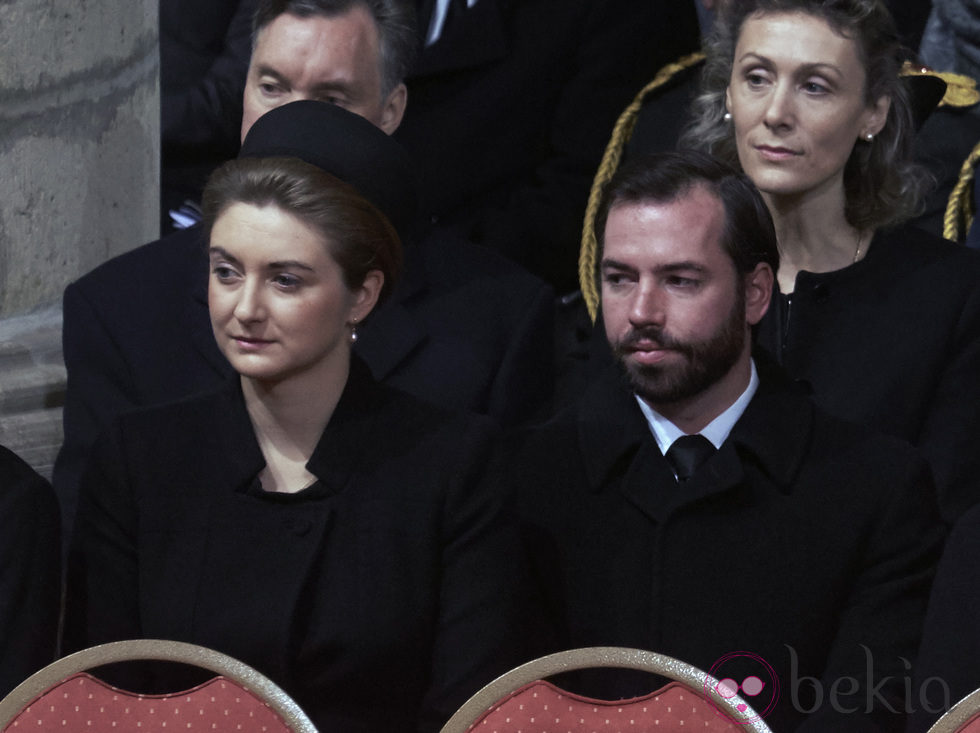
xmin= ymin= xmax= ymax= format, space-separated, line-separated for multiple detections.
xmin=64 ymin=358 xmax=532 ymax=732
xmin=507 ymin=361 xmax=944 ymax=732
xmin=0 ymin=445 xmax=60 ymax=696
xmin=396 ymin=0 xmax=700 ymax=291
xmin=54 ymin=225 xmax=553 ymax=538
xmin=160 ymin=0 xmax=257 ymax=230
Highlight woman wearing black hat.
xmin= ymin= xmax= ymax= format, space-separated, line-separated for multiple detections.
xmin=64 ymin=153 xmax=531 ymax=732
xmin=681 ymin=0 xmax=980 ymax=524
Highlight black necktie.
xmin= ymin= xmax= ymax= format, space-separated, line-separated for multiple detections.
xmin=665 ymin=435 xmax=716 ymax=482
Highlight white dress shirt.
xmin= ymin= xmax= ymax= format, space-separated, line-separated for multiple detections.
xmin=635 ymin=359 xmax=759 ymax=457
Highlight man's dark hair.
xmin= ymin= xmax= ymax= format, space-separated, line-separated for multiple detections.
xmin=593 ymin=150 xmax=780 ymax=291
xmin=252 ymin=0 xmax=418 ymax=97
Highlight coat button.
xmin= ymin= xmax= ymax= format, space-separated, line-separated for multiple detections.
xmin=285 ymin=517 xmax=312 ymax=536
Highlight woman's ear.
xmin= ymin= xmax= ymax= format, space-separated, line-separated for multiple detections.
xmin=863 ymin=94 xmax=891 ymax=138
xmin=351 ymin=269 xmax=384 ymax=323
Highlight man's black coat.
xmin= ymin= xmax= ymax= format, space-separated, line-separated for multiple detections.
xmin=64 ymin=358 xmax=531 ymax=732
xmin=507 ymin=361 xmax=945 ymax=731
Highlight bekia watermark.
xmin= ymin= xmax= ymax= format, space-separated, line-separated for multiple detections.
xmin=705 ymin=650 xmax=780 ymax=725
xmin=704 ymin=646 xmax=951 ymax=724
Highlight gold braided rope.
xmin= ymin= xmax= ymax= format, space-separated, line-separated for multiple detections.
xmin=579 ymin=52 xmax=705 ymax=322
xmin=944 ymin=139 xmax=980 ymax=242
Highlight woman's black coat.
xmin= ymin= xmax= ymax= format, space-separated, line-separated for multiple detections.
xmin=65 ymin=359 xmax=531 ymax=732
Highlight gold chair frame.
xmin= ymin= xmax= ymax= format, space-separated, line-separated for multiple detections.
xmin=439 ymin=646 xmax=774 ymax=733
xmin=928 ymin=687 xmax=980 ymax=733
xmin=0 ymin=639 xmax=317 ymax=732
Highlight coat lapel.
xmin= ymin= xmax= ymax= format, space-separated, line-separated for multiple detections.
xmin=306 ymin=356 xmax=382 ymax=490
xmin=576 ymin=359 xmax=814 ymax=523
xmin=577 ymin=365 xmax=648 ymax=492
xmin=178 ymin=383 xmax=327 ymax=680
xmin=727 ymin=357 xmax=815 ymax=491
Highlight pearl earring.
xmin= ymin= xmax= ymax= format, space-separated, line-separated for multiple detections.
xmin=723 ymin=112 xmax=732 ymax=122
xmin=349 ymin=318 xmax=358 ymax=344
xmin=864 ymin=132 xmax=874 ymax=142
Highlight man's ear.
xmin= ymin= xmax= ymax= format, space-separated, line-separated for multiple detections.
xmin=744 ymin=262 xmax=774 ymax=326
xmin=379 ymin=83 xmax=407 ymax=134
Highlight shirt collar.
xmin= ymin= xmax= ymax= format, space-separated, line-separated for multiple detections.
xmin=635 ymin=359 xmax=759 ymax=454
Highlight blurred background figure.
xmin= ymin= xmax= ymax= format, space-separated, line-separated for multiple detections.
xmin=915 ymin=0 xmax=980 ymax=243
xmin=161 ymin=0 xmax=259 ymax=234
xmin=919 ymin=0 xmax=980 ymax=75
xmin=396 ymin=0 xmax=701 ymax=293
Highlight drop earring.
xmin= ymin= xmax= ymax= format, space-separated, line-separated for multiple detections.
xmin=349 ymin=317 xmax=358 ymax=344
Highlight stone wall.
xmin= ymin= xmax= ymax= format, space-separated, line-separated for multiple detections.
xmin=0 ymin=0 xmax=160 ymax=476
xmin=0 ymin=0 xmax=159 ymax=316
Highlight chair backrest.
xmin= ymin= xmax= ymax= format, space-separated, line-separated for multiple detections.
xmin=0 ymin=639 xmax=317 ymax=732
xmin=439 ymin=646 xmax=774 ymax=733
xmin=929 ymin=687 xmax=980 ymax=733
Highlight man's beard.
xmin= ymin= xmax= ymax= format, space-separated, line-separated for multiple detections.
xmin=610 ymin=289 xmax=747 ymax=407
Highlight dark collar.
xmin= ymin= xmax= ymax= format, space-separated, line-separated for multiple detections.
xmin=576 ymin=364 xmax=651 ymax=491
xmin=576 ymin=355 xmax=814 ymax=498
xmin=726 ymin=356 xmax=815 ymax=491
xmin=211 ymin=355 xmax=385 ymax=494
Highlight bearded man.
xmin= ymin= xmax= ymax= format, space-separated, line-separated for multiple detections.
xmin=502 ymin=151 xmax=945 ymax=732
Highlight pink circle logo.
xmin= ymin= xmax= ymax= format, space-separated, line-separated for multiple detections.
xmin=704 ymin=651 xmax=780 ymax=724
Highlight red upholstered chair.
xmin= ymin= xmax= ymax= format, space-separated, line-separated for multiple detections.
xmin=439 ymin=646 xmax=774 ymax=733
xmin=928 ymin=688 xmax=980 ymax=732
xmin=0 ymin=639 xmax=317 ymax=732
